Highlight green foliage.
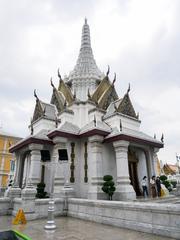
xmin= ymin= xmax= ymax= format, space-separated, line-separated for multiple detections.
xmin=159 ymin=175 xmax=167 ymax=181
xmin=170 ymin=180 xmax=177 ymax=188
xmin=36 ymin=182 xmax=48 ymax=199
xmin=103 ymin=175 xmax=113 ymax=181
xmin=102 ymin=175 xmax=116 ymax=200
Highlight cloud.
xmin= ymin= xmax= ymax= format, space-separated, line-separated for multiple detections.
xmin=0 ymin=0 xmax=179 ymax=164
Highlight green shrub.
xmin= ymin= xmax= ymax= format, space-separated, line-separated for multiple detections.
xmin=170 ymin=180 xmax=177 ymax=188
xmin=102 ymin=175 xmax=116 ymax=200
xmin=36 ymin=182 xmax=48 ymax=198
xmin=159 ymin=175 xmax=167 ymax=181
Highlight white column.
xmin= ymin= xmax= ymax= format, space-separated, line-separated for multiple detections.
xmin=13 ymin=152 xmax=21 ymax=187
xmin=27 ymin=144 xmax=43 ymax=187
xmin=8 ymin=152 xmax=21 ymax=198
xmin=113 ymin=140 xmax=136 ymax=200
xmin=88 ymin=135 xmax=104 ymax=200
xmin=52 ymin=137 xmax=67 ymax=197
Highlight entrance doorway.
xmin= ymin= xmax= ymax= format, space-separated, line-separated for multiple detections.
xmin=128 ymin=150 xmax=141 ymax=196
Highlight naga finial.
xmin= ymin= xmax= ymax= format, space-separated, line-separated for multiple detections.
xmin=112 ymin=73 xmax=116 ymax=85
xmin=58 ymin=68 xmax=62 ymax=81
xmin=50 ymin=77 xmax=55 ymax=88
xmin=127 ymin=83 xmax=130 ymax=94
xmin=106 ymin=65 xmax=110 ymax=76
xmin=161 ymin=133 xmax=164 ymax=143
xmin=34 ymin=89 xmax=39 ymax=101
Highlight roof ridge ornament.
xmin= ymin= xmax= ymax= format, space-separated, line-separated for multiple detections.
xmin=58 ymin=68 xmax=62 ymax=81
xmin=161 ymin=133 xmax=164 ymax=143
xmin=154 ymin=133 xmax=156 ymax=139
xmin=112 ymin=73 xmax=116 ymax=85
xmin=127 ymin=83 xmax=130 ymax=94
xmin=106 ymin=65 xmax=110 ymax=76
xmin=34 ymin=89 xmax=39 ymax=101
xmin=50 ymin=77 xmax=55 ymax=88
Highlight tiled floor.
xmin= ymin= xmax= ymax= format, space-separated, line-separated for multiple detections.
xmin=0 ymin=216 xmax=176 ymax=240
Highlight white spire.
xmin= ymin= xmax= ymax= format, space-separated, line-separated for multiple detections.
xmin=68 ymin=19 xmax=103 ymax=100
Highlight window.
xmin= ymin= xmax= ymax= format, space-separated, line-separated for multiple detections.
xmin=58 ymin=149 xmax=68 ymax=161
xmin=41 ymin=150 xmax=51 ymax=162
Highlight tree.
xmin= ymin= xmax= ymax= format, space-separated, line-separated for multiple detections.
xmin=102 ymin=175 xmax=116 ymax=200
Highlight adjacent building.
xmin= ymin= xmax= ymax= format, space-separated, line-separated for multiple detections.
xmin=0 ymin=129 xmax=21 ymax=194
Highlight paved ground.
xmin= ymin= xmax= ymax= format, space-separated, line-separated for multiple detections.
xmin=0 ymin=216 xmax=176 ymax=240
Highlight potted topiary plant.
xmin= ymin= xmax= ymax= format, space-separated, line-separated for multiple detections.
xmin=36 ymin=182 xmax=48 ymax=198
xmin=102 ymin=175 xmax=116 ymax=200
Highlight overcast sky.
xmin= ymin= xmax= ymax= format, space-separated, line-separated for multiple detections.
xmin=0 ymin=0 xmax=179 ymax=164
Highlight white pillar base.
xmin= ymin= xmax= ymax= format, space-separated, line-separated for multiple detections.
xmin=114 ymin=184 xmax=136 ymax=201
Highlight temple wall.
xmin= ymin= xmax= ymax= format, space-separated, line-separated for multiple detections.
xmin=0 ymin=197 xmax=11 ymax=215
xmin=104 ymin=114 xmax=140 ymax=131
xmin=68 ymin=198 xmax=180 ymax=239
xmin=33 ymin=118 xmax=55 ymax=134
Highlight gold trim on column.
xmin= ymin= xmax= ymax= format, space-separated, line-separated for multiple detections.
xmin=84 ymin=142 xmax=88 ymax=183
xmin=70 ymin=142 xmax=75 ymax=183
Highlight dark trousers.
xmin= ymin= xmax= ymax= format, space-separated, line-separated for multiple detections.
xmin=142 ymin=186 xmax=148 ymax=197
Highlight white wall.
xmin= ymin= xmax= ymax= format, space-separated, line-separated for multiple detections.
xmin=104 ymin=114 xmax=140 ymax=131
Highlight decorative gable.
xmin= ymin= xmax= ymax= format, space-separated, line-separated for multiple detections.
xmin=98 ymin=85 xmax=118 ymax=110
xmin=91 ymin=76 xmax=111 ymax=103
xmin=58 ymin=79 xmax=74 ymax=105
xmin=116 ymin=93 xmax=137 ymax=118
xmin=50 ymin=88 xmax=65 ymax=113
xmin=32 ymin=99 xmax=44 ymax=122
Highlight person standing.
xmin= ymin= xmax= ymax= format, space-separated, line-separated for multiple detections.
xmin=141 ymin=176 xmax=148 ymax=198
xmin=150 ymin=176 xmax=157 ymax=198
xmin=156 ymin=176 xmax=161 ymax=197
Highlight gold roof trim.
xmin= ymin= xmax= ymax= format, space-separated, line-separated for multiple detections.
xmin=116 ymin=93 xmax=137 ymax=118
xmin=58 ymin=79 xmax=74 ymax=105
xmin=91 ymin=76 xmax=111 ymax=103
xmin=98 ymin=85 xmax=118 ymax=110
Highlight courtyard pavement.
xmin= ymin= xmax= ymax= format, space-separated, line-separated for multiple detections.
xmin=0 ymin=216 xmax=176 ymax=240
